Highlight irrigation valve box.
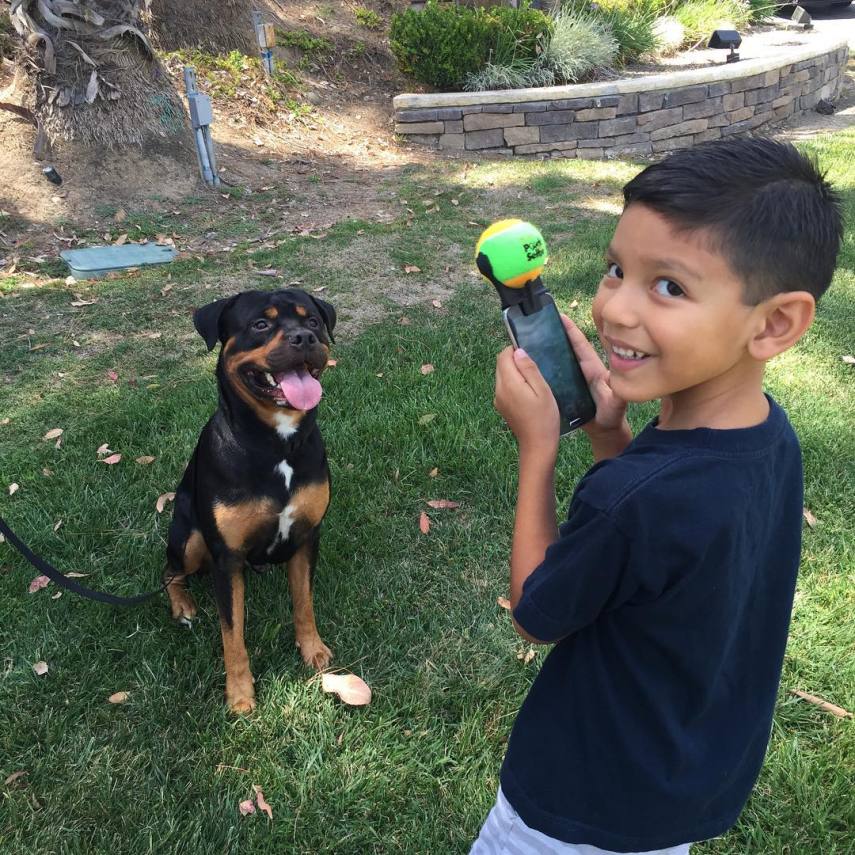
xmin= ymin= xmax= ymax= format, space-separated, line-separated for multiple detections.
xmin=188 ymin=93 xmax=213 ymax=130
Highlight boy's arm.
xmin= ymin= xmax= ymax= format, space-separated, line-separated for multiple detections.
xmin=494 ymin=348 xmax=560 ymax=643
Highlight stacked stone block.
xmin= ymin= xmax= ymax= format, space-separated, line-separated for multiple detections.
xmin=393 ymin=42 xmax=848 ymax=160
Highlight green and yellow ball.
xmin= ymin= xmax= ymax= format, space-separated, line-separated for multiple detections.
xmin=475 ymin=219 xmax=548 ymax=288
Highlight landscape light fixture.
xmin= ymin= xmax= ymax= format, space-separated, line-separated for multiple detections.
xmin=708 ymin=29 xmax=742 ymax=63
xmin=791 ymin=6 xmax=812 ymax=29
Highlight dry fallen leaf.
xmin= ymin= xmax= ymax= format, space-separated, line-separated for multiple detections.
xmin=156 ymin=492 xmax=176 ymax=513
xmin=114 ymin=208 xmax=126 ymax=223
xmin=1 ymin=418 xmax=10 ymax=426
xmin=114 ymin=233 xmax=128 ymax=246
xmin=108 ymin=691 xmax=129 ymax=704
xmin=418 ymin=414 xmax=436 ymax=426
xmin=420 ymin=364 xmax=434 ymax=375
xmin=51 ymin=592 xmax=62 ymax=600
xmin=97 ymin=443 xmax=112 ymax=456
xmin=321 ymin=672 xmax=372 ymax=706
xmin=253 ymin=785 xmax=273 ymax=820
xmin=803 ymin=507 xmax=817 ymax=528
xmin=497 ymin=596 xmax=511 ymax=610
xmin=239 ymin=799 xmax=256 ymax=816
xmin=427 ymin=499 xmax=459 ymax=510
xmin=4 ymin=771 xmax=27 ymax=786
xmin=404 ymin=265 xmax=421 ymax=274
xmin=419 ymin=512 xmax=430 ymax=535
xmin=66 ymin=572 xmax=87 ymax=578
xmin=523 ymin=649 xmax=536 ymax=664
xmin=71 ymin=298 xmax=97 ymax=307
xmin=841 ymin=355 xmax=855 ymax=365
xmin=398 ymin=316 xmax=412 ymax=326
xmin=53 ymin=519 xmax=62 ymax=532
xmin=327 ymin=359 xmax=338 ymax=367
xmin=8 ymin=483 xmax=19 ymax=496
xmin=100 ymin=453 xmax=122 ymax=465
xmin=135 ymin=456 xmax=156 ymax=465
xmin=32 ymin=661 xmax=48 ymax=676
xmin=42 ymin=428 xmax=63 ymax=441
xmin=791 ymin=689 xmax=852 ymax=718
xmin=28 ymin=576 xmax=50 ymax=594
xmin=429 ymin=467 xmax=439 ymax=478
xmin=432 ymin=300 xmax=442 ymax=308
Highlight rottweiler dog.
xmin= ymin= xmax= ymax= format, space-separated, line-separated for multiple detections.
xmin=164 ymin=287 xmax=336 ymax=713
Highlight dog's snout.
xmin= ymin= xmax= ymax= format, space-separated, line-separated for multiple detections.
xmin=287 ymin=330 xmax=317 ymax=349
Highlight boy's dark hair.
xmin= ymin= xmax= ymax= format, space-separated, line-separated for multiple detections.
xmin=622 ymin=138 xmax=843 ymax=304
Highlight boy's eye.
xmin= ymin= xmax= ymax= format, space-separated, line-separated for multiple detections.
xmin=653 ymin=278 xmax=685 ymax=298
xmin=606 ymin=262 xmax=623 ymax=279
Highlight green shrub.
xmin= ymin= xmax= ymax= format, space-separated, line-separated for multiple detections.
xmin=672 ymin=0 xmax=752 ymax=47
xmin=746 ymin=0 xmax=781 ymax=22
xmin=390 ymin=1 xmax=552 ymax=91
xmin=354 ymin=7 xmax=383 ymax=30
xmin=562 ymin=0 xmax=659 ymax=65
xmin=542 ymin=9 xmax=618 ymax=83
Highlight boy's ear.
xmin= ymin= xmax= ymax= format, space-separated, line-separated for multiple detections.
xmin=747 ymin=291 xmax=815 ymax=362
xmin=193 ymin=295 xmax=238 ymax=352
xmin=308 ymin=294 xmax=336 ymax=343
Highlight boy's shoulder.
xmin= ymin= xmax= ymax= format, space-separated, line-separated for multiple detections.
xmin=575 ymin=400 xmax=801 ymax=536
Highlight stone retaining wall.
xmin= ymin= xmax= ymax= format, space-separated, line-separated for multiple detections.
xmin=393 ymin=36 xmax=849 ymax=159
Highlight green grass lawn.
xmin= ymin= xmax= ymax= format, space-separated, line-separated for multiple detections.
xmin=1 ymin=133 xmax=853 ymax=853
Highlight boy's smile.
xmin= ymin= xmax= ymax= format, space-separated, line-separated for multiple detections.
xmin=592 ymin=203 xmax=768 ymax=426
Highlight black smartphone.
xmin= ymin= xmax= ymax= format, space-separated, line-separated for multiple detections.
xmin=503 ymin=296 xmax=596 ymax=435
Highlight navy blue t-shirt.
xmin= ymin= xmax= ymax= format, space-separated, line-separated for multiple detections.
xmin=501 ymin=396 xmax=803 ymax=852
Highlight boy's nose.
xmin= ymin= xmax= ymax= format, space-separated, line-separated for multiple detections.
xmin=599 ymin=283 xmax=641 ymax=329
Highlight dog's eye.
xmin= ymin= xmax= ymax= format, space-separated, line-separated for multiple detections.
xmin=252 ymin=319 xmax=270 ymax=332
xmin=306 ymin=317 xmax=320 ymax=329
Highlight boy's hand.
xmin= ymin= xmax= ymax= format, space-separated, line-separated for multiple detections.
xmin=494 ymin=347 xmax=560 ymax=458
xmin=560 ymin=314 xmax=628 ymax=434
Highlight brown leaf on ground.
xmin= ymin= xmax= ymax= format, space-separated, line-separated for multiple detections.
xmin=841 ymin=355 xmax=855 ymax=365
xmin=398 ymin=316 xmax=412 ymax=326
xmin=4 ymin=771 xmax=27 ymax=786
xmin=253 ymin=785 xmax=273 ymax=820
xmin=135 ymin=456 xmax=156 ymax=465
xmin=8 ymin=483 xmax=19 ymax=495
xmin=404 ymin=265 xmax=421 ymax=274
xmin=156 ymin=492 xmax=176 ymax=513
xmin=420 ymin=364 xmax=434 ymax=375
xmin=803 ymin=507 xmax=818 ymax=528
xmin=523 ymin=649 xmax=536 ymax=664
xmin=432 ymin=300 xmax=442 ymax=308
xmin=66 ymin=572 xmax=87 ymax=578
xmin=100 ymin=453 xmax=122 ymax=465
xmin=28 ymin=575 xmax=50 ymax=593
xmin=419 ymin=511 xmax=430 ymax=534
xmin=497 ymin=596 xmax=511 ymax=610
xmin=427 ymin=499 xmax=459 ymax=509
xmin=429 ymin=468 xmax=439 ymax=478
xmin=42 ymin=428 xmax=63 ymax=441
xmin=114 ymin=234 xmax=128 ymax=246
xmin=418 ymin=414 xmax=436 ymax=425
xmin=239 ymin=799 xmax=256 ymax=816
xmin=791 ymin=689 xmax=852 ymax=718
xmin=97 ymin=443 xmax=112 ymax=455
xmin=32 ymin=661 xmax=48 ymax=676
xmin=108 ymin=691 xmax=129 ymax=704
xmin=321 ymin=672 xmax=372 ymax=706
xmin=114 ymin=208 xmax=126 ymax=222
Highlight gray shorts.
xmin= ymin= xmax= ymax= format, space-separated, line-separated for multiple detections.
xmin=470 ymin=787 xmax=692 ymax=855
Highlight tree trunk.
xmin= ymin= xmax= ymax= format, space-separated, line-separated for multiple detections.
xmin=9 ymin=0 xmax=186 ymax=148
xmin=145 ymin=0 xmax=255 ymax=55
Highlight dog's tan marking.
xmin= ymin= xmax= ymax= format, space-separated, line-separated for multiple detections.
xmin=290 ymin=480 xmax=330 ymax=529
xmin=287 ymin=541 xmax=332 ymax=670
xmin=264 ymin=307 xmax=278 ymax=319
xmin=223 ymin=337 xmax=235 ymax=354
xmin=213 ymin=499 xmax=278 ymax=551
xmin=219 ymin=570 xmax=255 ymax=713
xmin=164 ymin=529 xmax=210 ymax=622
xmin=295 ymin=305 xmax=307 ymax=317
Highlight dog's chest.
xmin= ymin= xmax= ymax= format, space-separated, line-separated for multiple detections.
xmin=265 ymin=455 xmax=328 ymax=555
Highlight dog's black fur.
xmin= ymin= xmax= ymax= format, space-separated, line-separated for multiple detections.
xmin=164 ymin=288 xmax=336 ymax=713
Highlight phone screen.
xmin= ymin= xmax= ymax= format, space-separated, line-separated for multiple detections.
xmin=504 ymin=299 xmax=596 ymax=434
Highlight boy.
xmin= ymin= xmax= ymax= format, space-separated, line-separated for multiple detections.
xmin=472 ymin=138 xmax=842 ymax=854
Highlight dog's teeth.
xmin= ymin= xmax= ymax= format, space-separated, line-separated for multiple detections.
xmin=264 ymin=372 xmax=276 ymax=387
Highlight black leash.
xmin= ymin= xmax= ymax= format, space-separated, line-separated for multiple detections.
xmin=0 ymin=515 xmax=168 ymax=607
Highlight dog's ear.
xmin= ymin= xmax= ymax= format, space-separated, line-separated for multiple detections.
xmin=308 ymin=294 xmax=337 ymax=344
xmin=193 ymin=296 xmax=238 ymax=352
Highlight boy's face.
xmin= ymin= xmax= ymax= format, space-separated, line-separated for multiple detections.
xmin=592 ymin=203 xmax=760 ymax=405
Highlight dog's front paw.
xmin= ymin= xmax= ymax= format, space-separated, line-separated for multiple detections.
xmin=167 ymin=584 xmax=197 ymax=625
xmin=225 ymin=675 xmax=256 ymax=715
xmin=297 ymin=635 xmax=333 ymax=671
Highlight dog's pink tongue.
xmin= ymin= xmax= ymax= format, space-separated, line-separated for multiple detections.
xmin=276 ymin=368 xmax=322 ymax=411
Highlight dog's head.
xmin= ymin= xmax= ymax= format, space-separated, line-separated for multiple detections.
xmin=194 ymin=288 xmax=336 ymax=415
